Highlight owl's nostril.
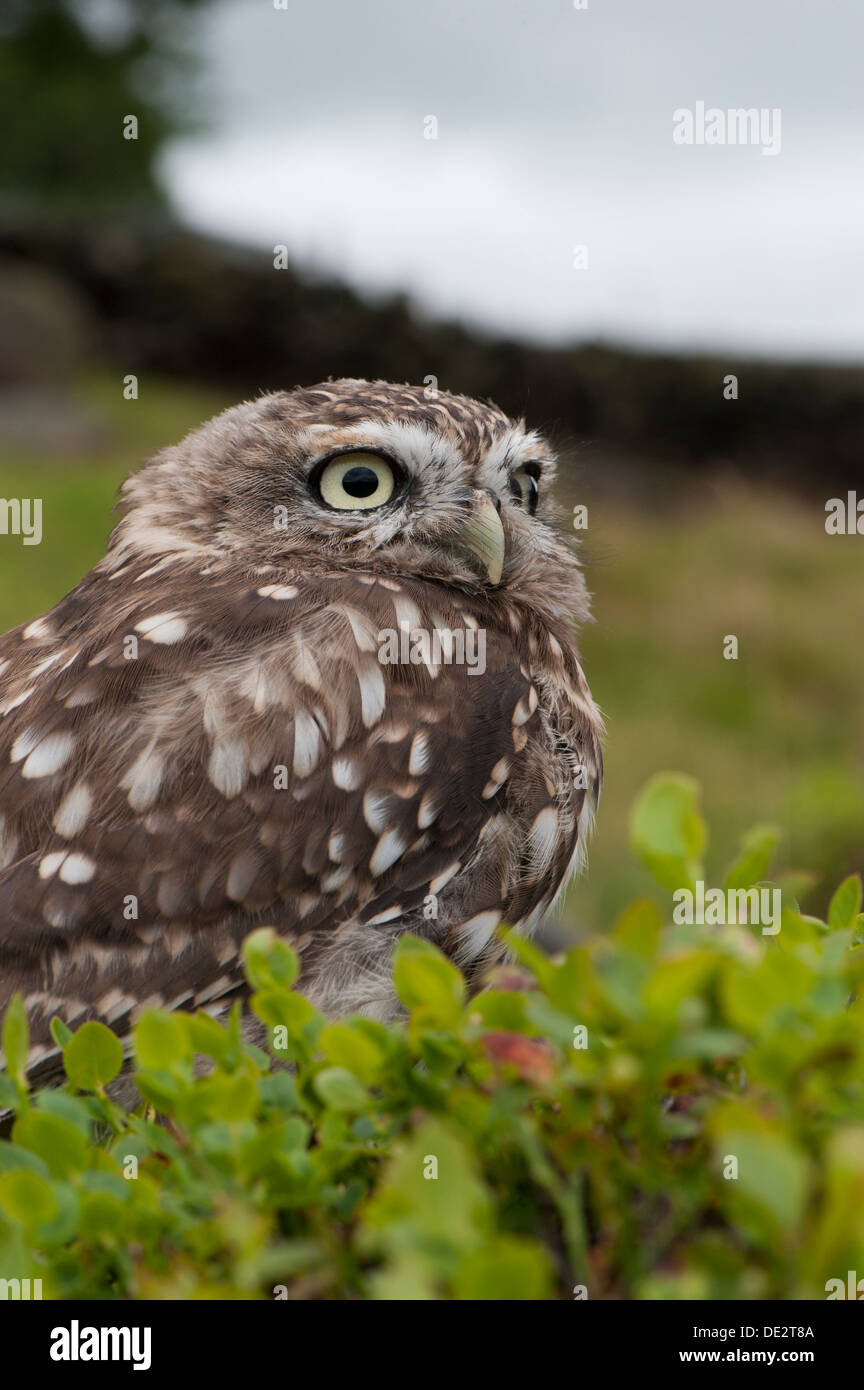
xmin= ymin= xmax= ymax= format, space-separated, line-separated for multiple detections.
xmin=483 ymin=488 xmax=502 ymax=514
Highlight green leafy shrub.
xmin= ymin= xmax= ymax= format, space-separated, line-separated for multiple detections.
xmin=1 ymin=775 xmax=862 ymax=1300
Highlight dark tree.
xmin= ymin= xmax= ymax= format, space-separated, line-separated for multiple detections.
xmin=0 ymin=0 xmax=211 ymax=213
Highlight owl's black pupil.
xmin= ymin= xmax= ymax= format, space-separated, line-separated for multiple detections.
xmin=342 ymin=466 xmax=380 ymax=498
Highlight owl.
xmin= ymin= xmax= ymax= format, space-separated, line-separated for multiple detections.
xmin=0 ymin=380 xmax=602 ymax=1084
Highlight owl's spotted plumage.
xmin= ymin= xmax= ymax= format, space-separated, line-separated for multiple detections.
xmin=0 ymin=379 xmax=602 ymax=1082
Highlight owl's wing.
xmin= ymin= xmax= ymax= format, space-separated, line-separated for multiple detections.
xmin=0 ymin=560 xmax=551 ymax=1075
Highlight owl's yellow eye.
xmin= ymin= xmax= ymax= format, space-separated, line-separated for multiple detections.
xmin=316 ymin=452 xmax=397 ymax=511
xmin=509 ymin=465 xmax=540 ymax=515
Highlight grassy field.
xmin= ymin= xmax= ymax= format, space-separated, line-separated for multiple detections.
xmin=2 ymin=378 xmax=862 ymax=934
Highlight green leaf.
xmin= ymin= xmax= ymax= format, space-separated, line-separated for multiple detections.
xmin=717 ymin=1130 xmax=809 ymax=1231
xmin=12 ymin=1111 xmax=88 ymax=1180
xmin=828 ymin=874 xmax=863 ymax=931
xmin=0 ymin=1170 xmax=59 ymax=1232
xmin=453 ymin=1236 xmax=553 ymax=1300
xmin=49 ymin=1017 xmax=73 ymax=1049
xmin=314 ymin=1067 xmax=370 ymax=1112
xmin=0 ymin=1140 xmax=50 ymax=1178
xmin=1 ymin=995 xmax=29 ymax=1082
xmin=611 ymin=898 xmax=663 ymax=960
xmin=362 ymin=1118 xmax=491 ymax=1255
xmin=184 ymin=1011 xmax=231 ymax=1063
xmin=723 ymin=824 xmax=782 ymax=893
xmin=242 ymin=928 xmax=299 ymax=991
xmin=0 ymin=1074 xmax=19 ymax=1112
xmin=63 ymin=1021 xmax=124 ymax=1091
xmin=629 ymin=773 xmax=706 ymax=893
xmin=393 ymin=935 xmax=465 ymax=1023
xmin=134 ymin=1010 xmax=189 ymax=1071
xmin=319 ymin=1023 xmax=387 ymax=1084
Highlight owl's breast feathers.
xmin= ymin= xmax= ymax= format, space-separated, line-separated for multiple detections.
xmin=0 ymin=558 xmax=602 ymax=1079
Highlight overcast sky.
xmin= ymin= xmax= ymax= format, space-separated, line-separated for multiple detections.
xmin=161 ymin=0 xmax=863 ymax=361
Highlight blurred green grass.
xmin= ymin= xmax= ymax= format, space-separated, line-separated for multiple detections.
xmin=2 ymin=378 xmax=862 ymax=932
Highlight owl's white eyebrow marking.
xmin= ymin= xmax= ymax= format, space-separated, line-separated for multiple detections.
xmin=21 ymin=731 xmax=75 ymax=779
xmin=370 ymin=827 xmax=409 ymax=876
xmin=134 ymin=612 xmax=189 ymax=644
xmin=480 ymin=427 xmax=547 ymax=478
xmin=332 ymin=756 xmax=362 ymax=790
xmin=340 ymin=418 xmax=464 ymax=481
xmin=53 ymin=781 xmax=93 ymax=837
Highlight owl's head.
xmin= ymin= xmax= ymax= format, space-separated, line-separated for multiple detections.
xmin=110 ymin=379 xmax=590 ymax=625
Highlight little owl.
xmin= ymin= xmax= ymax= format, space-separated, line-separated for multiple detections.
xmin=0 ymin=380 xmax=602 ymax=1082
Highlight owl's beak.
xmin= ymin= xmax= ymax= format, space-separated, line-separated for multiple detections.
xmin=449 ymin=490 xmax=506 ymax=585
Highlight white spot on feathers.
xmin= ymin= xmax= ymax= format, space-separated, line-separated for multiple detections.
xmin=370 ymin=828 xmax=409 ymax=876
xmin=59 ymin=852 xmax=96 ymax=884
xmin=208 ymin=740 xmax=248 ymax=796
xmin=332 ymin=757 xmax=362 ymax=790
xmin=21 ymin=731 xmax=75 ymax=779
xmin=293 ymin=711 xmax=321 ymax=776
xmin=134 ymin=612 xmax=189 ymax=644
xmin=408 ymin=730 xmax=432 ymax=776
xmin=121 ymin=748 xmax=165 ymax=811
xmin=458 ymin=910 xmax=502 ymax=954
xmin=53 ymin=782 xmax=93 ymax=837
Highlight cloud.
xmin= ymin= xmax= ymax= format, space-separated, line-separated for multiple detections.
xmin=161 ymin=0 xmax=864 ymax=361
